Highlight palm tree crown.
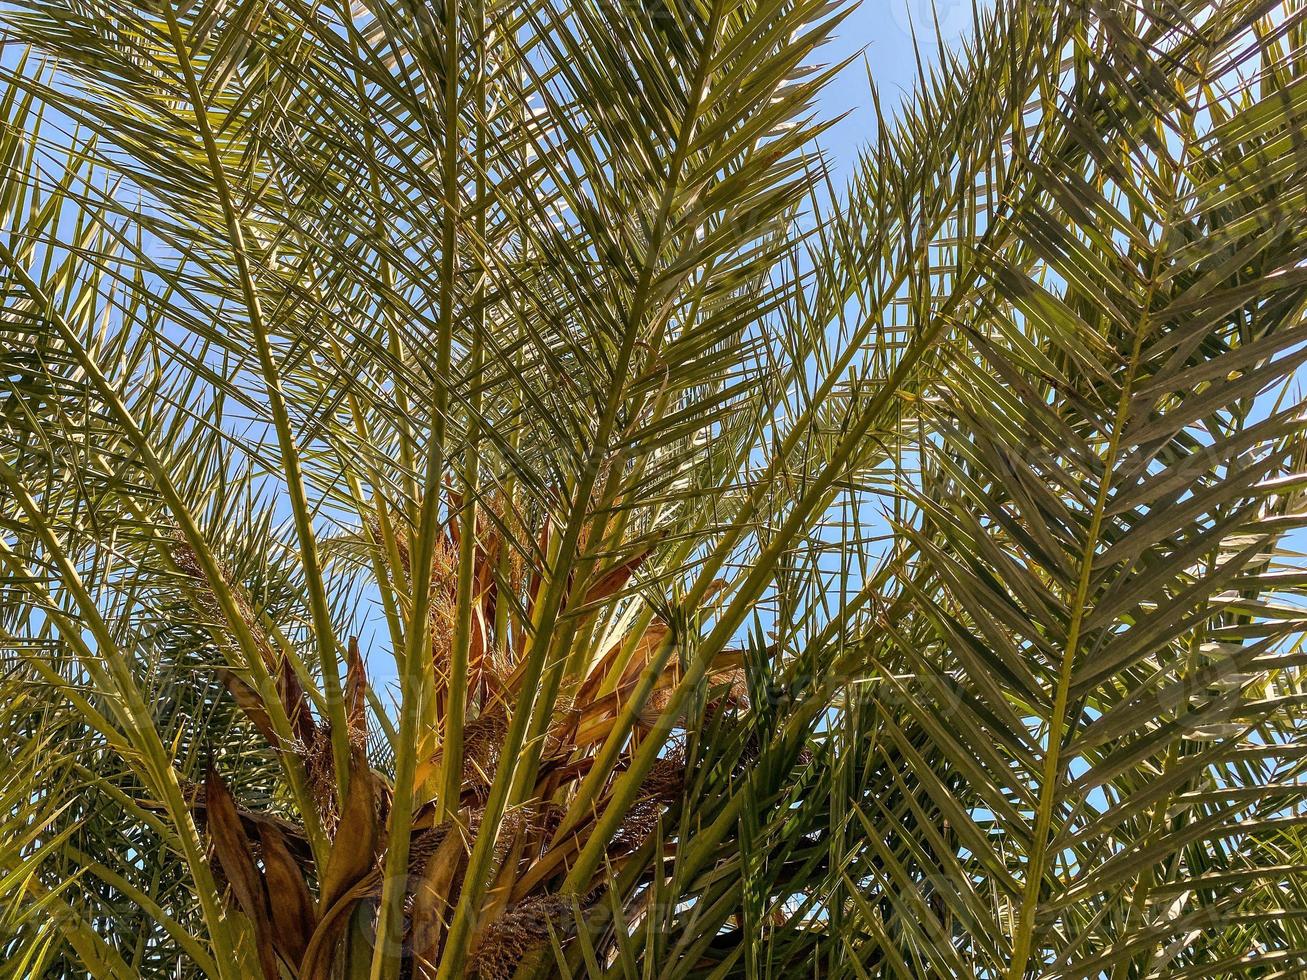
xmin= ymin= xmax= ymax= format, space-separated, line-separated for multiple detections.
xmin=4 ymin=0 xmax=1307 ymax=977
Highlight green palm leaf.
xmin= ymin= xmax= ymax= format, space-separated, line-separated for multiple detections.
xmin=4 ymin=0 xmax=1307 ymax=978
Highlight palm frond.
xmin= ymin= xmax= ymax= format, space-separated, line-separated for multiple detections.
xmin=4 ymin=0 xmax=1307 ymax=977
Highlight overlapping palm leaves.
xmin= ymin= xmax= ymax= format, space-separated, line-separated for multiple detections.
xmin=162 ymin=506 xmax=751 ymax=978
xmin=4 ymin=0 xmax=1307 ymax=976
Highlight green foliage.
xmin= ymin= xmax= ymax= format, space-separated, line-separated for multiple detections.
xmin=3 ymin=0 xmax=1307 ymax=976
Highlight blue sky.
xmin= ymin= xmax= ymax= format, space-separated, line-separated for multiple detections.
xmin=818 ymin=0 xmax=980 ymax=177
xmin=0 ymin=1 xmax=982 ymax=698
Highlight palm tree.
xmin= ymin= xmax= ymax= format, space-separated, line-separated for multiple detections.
xmin=4 ymin=0 xmax=1307 ymax=975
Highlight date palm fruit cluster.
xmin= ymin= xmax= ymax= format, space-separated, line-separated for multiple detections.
xmin=178 ymin=501 xmax=746 ymax=978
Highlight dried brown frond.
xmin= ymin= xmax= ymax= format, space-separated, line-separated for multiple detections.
xmin=277 ymin=653 xmax=318 ymax=748
xmin=345 ymin=637 xmax=369 ymax=752
xmin=182 ymin=780 xmax=313 ymax=864
xmin=203 ymin=768 xmax=279 ymax=978
xmin=318 ymin=751 xmax=384 ymax=911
